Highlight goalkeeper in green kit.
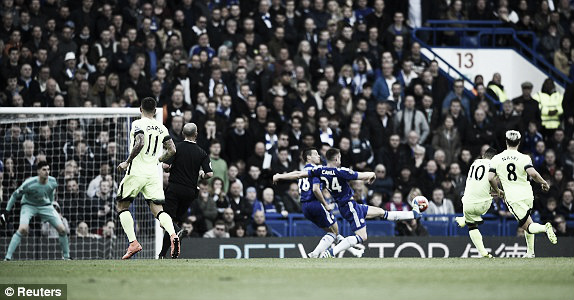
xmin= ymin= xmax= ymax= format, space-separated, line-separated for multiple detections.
xmin=1 ymin=161 xmax=70 ymax=260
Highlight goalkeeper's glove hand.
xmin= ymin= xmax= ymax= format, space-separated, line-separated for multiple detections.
xmin=0 ymin=210 xmax=9 ymax=228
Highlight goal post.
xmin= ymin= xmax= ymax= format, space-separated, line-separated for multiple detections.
xmin=0 ymin=107 xmax=164 ymax=259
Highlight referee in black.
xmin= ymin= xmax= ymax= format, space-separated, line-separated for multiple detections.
xmin=160 ymin=123 xmax=212 ymax=258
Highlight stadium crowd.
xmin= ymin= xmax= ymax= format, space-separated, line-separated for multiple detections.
xmin=1 ymin=0 xmax=574 ymax=240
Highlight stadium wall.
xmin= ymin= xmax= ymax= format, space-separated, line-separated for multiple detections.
xmin=1 ymin=237 xmax=571 ymax=259
xmin=181 ymin=237 xmax=574 ymax=259
xmin=423 ymin=48 xmax=564 ymax=97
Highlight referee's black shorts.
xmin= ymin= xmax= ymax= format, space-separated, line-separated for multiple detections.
xmin=163 ymin=182 xmax=197 ymax=223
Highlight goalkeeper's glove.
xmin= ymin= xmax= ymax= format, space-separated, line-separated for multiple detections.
xmin=0 ymin=210 xmax=9 ymax=228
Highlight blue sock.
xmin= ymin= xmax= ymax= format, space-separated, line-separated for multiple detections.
xmin=6 ymin=232 xmax=22 ymax=260
xmin=413 ymin=210 xmax=422 ymax=220
xmin=58 ymin=234 xmax=70 ymax=259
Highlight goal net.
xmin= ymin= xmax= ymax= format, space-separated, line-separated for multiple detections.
xmin=0 ymin=107 xmax=163 ymax=260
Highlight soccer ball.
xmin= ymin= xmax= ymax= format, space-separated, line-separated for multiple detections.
xmin=412 ymin=196 xmax=429 ymax=212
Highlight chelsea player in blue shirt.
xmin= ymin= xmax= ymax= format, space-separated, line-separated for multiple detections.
xmin=274 ymin=148 xmax=422 ymax=257
xmin=296 ymin=148 xmax=363 ymax=258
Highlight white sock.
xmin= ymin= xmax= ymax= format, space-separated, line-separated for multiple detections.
xmin=469 ymin=229 xmax=488 ymax=256
xmin=385 ymin=211 xmax=416 ymax=221
xmin=525 ymin=232 xmax=535 ymax=255
xmin=527 ymin=223 xmax=546 ymax=234
xmin=346 ymin=246 xmax=362 ymax=257
xmin=332 ymin=235 xmax=361 ymax=256
xmin=157 ymin=211 xmax=176 ymax=236
xmin=311 ymin=233 xmax=336 ymax=257
xmin=336 ymin=234 xmax=345 ymax=244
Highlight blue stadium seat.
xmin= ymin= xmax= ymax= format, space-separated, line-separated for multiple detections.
xmin=365 ymin=221 xmax=395 ymax=236
xmin=292 ymin=220 xmax=327 ymax=236
xmin=266 ymin=220 xmax=289 ymax=237
xmin=505 ymin=220 xmax=519 ymax=236
xmin=421 ymin=221 xmax=449 ymax=236
xmin=452 ymin=220 xmax=501 ymax=236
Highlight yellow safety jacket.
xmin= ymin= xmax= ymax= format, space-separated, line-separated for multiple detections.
xmin=487 ymin=84 xmax=508 ymax=102
xmin=533 ymin=91 xmax=563 ymax=129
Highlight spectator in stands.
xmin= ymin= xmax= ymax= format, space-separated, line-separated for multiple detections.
xmin=282 ymin=182 xmax=302 ymax=213
xmin=203 ymin=220 xmax=230 ymax=238
xmin=495 ymin=99 xmax=523 ymax=148
xmin=247 ymin=210 xmax=272 ymax=237
xmin=1 ymin=158 xmax=17 ymax=200
xmin=348 ymin=122 xmax=374 ymax=171
xmin=91 ymin=180 xmax=113 ymax=228
xmin=373 ymin=62 xmax=396 ymax=102
xmin=168 ymin=115 xmax=184 ymax=144
xmin=394 ymin=95 xmax=429 ymax=144
xmin=180 ymin=221 xmax=200 ymax=238
xmin=486 ymin=72 xmax=508 ymax=104
xmin=86 ymin=163 xmax=115 ymax=199
xmin=190 ymin=180 xmax=216 ymax=234
xmin=17 ymin=63 xmax=40 ymax=105
xmin=242 ymin=186 xmax=264 ymax=219
xmin=367 ymin=102 xmax=394 ymax=160
xmin=370 ymin=164 xmax=394 ymax=202
xmin=204 ymin=178 xmax=223 ymax=230
xmin=271 ymin=147 xmax=295 ymax=194
xmin=554 ymin=37 xmax=572 ymax=75
xmin=396 ymin=219 xmax=429 ymax=236
xmin=230 ymin=223 xmax=246 ymax=238
xmin=468 ymin=0 xmax=493 ymax=21
xmin=554 ymin=214 xmax=574 ymax=236
xmin=75 ymin=222 xmax=99 ymax=238
xmin=418 ymin=160 xmax=443 ymax=197
xmin=254 ymin=224 xmax=271 ymax=237
xmin=426 ymin=188 xmax=455 ymax=221
xmin=541 ymin=197 xmax=560 ymax=223
xmin=533 ymin=78 xmax=563 ymax=136
xmin=8 ymin=0 xmax=574 ymax=243
xmin=221 ymin=208 xmax=235 ymax=230
xmin=385 ymin=190 xmax=410 ymax=212
xmin=432 ymin=115 xmax=462 ymax=166
xmin=523 ymin=121 xmax=543 ymax=155
xmin=227 ymin=180 xmax=247 ymax=219
xmin=443 ymin=0 xmax=466 ymax=46
xmin=466 ymin=108 xmax=495 ymax=157
xmin=384 ymin=12 xmax=409 ymax=51
xmin=397 ymin=58 xmax=418 ymax=88
xmin=442 ymin=80 xmax=471 ymax=120
xmin=261 ymin=187 xmax=288 ymax=217
xmin=557 ymin=189 xmax=574 ymax=218
xmin=100 ymin=220 xmax=116 ymax=239
xmin=209 ymin=140 xmax=228 ymax=191
xmin=17 ymin=140 xmax=36 ymax=181
xmin=540 ymin=149 xmax=560 ymax=180
xmin=89 ymin=74 xmax=115 ymax=107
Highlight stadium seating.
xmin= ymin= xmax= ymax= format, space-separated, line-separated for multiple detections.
xmin=292 ymin=220 xmax=328 ymax=237
xmin=421 ymin=221 xmax=449 ymax=236
xmin=365 ymin=221 xmax=396 ymax=236
xmin=266 ymin=220 xmax=289 ymax=237
xmin=263 ymin=214 xmax=546 ymax=237
xmin=451 ymin=220 xmax=501 ymax=236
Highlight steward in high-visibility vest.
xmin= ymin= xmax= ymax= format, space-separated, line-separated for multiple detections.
xmin=487 ymin=82 xmax=508 ymax=103
xmin=533 ymin=90 xmax=563 ymax=129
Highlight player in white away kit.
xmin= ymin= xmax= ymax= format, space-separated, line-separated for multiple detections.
xmin=488 ymin=130 xmax=557 ymax=258
xmin=455 ymin=148 xmax=501 ymax=258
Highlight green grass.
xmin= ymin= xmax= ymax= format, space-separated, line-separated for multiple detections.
xmin=1 ymin=258 xmax=573 ymax=300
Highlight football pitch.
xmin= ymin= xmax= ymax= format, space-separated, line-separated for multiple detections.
xmin=1 ymin=258 xmax=573 ymax=300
